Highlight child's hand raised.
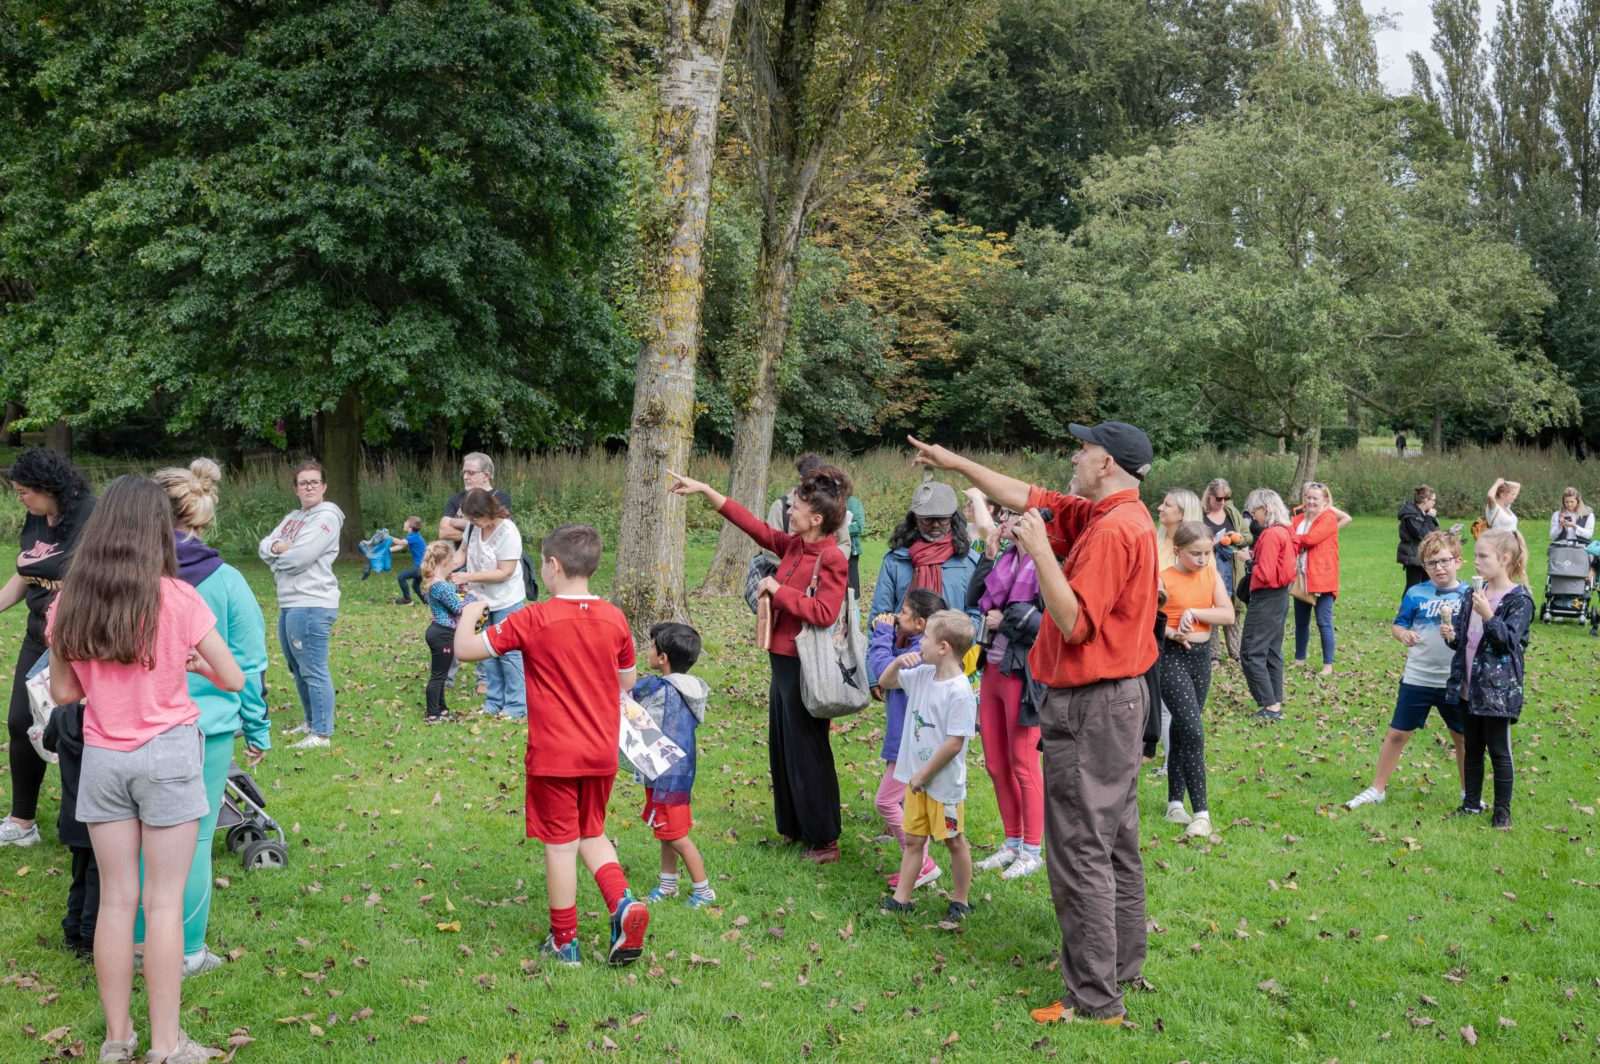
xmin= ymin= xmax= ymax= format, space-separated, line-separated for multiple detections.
xmin=872 ymin=612 xmax=896 ymax=630
xmin=895 ymin=651 xmax=923 ymax=670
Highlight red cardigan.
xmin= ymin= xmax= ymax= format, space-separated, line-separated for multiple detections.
xmin=718 ymin=499 xmax=847 ymax=657
xmin=1250 ymin=524 xmax=1297 ymax=590
xmin=1291 ymin=509 xmax=1341 ymax=595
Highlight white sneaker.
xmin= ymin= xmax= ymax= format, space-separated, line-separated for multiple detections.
xmin=283 ymin=722 xmax=310 ymax=737
xmin=0 ymin=819 xmax=40 ymax=847
xmin=290 ymin=734 xmax=331 ymax=750
xmin=98 ymin=1033 xmax=138 ymax=1063
xmin=144 ymin=1030 xmax=211 ymax=1064
xmin=1000 ymin=851 xmax=1044 ymax=880
xmin=182 ymin=946 xmax=225 ymax=978
xmin=1182 ymin=815 xmax=1213 ymax=839
xmin=1344 ymin=787 xmax=1386 ymax=810
xmin=975 ymin=847 xmax=1020 ymax=871
xmin=1164 ymin=805 xmax=1193 ymax=825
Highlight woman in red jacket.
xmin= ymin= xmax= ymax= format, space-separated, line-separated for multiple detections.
xmin=1291 ymin=482 xmax=1352 ymax=678
xmin=669 ymin=465 xmax=852 ymax=864
xmin=1240 ymin=489 xmax=1296 ymax=723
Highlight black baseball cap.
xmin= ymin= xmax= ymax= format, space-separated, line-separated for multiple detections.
xmin=1069 ymin=421 xmax=1154 ymax=480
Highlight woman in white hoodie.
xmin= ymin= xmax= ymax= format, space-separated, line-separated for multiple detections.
xmin=258 ymin=460 xmax=344 ymax=749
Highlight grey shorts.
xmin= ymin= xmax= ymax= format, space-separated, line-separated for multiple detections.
xmin=79 ymin=724 xmax=209 ymax=827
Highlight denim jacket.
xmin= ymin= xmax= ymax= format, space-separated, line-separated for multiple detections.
xmin=1443 ymin=584 xmax=1532 ymax=721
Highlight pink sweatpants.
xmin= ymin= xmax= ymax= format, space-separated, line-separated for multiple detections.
xmin=875 ymin=766 xmax=930 ymax=860
xmin=978 ymin=663 xmax=1044 ymax=846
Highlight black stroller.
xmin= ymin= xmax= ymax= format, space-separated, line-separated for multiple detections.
xmin=1539 ymin=539 xmax=1597 ymax=625
xmin=218 ymin=763 xmax=290 ymax=869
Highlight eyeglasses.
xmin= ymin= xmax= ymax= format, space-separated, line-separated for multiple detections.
xmin=462 ymin=468 xmax=488 ymax=478
xmin=916 ymin=515 xmax=952 ymax=526
xmin=1422 ymin=557 xmax=1459 ymax=569
xmin=294 ymin=480 xmax=323 ymax=489
xmin=1214 ymin=495 xmax=1231 ymax=502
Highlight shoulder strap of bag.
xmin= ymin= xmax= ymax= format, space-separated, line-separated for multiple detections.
xmin=804 ymin=551 xmax=825 ymax=598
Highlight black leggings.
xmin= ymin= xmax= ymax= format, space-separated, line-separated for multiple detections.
xmin=64 ymin=845 xmax=99 ymax=943
xmin=1463 ymin=713 xmax=1513 ymax=814
xmin=1158 ymin=642 xmax=1211 ymax=812
xmin=768 ymin=652 xmax=841 ymax=846
xmin=425 ymin=623 xmax=455 ymax=719
xmin=7 ymin=635 xmax=49 ymax=822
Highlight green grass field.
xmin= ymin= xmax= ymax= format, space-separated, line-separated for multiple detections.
xmin=2 ymin=520 xmax=1598 ymax=1063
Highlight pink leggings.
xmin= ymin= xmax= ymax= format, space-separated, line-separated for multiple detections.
xmin=874 ymin=767 xmax=930 ymax=861
xmin=978 ymin=663 xmax=1044 ymax=846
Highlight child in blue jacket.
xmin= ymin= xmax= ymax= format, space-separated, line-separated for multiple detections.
xmin=633 ymin=623 xmax=714 ymax=908
xmin=868 ymin=588 xmax=947 ymax=890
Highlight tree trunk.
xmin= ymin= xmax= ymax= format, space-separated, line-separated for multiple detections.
xmin=1 ymin=401 xmax=21 ymax=447
xmin=43 ymin=419 xmax=71 ymax=458
xmin=1289 ymin=420 xmax=1321 ymax=501
xmin=320 ymin=387 xmax=365 ymax=557
xmin=430 ymin=416 xmax=449 ymax=466
xmin=1430 ymin=404 xmax=1444 ymax=454
xmin=699 ymin=208 xmax=805 ymax=595
xmin=613 ymin=0 xmax=737 ymax=627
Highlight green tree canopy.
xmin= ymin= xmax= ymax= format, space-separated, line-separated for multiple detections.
xmin=0 ymin=0 xmax=627 ymax=454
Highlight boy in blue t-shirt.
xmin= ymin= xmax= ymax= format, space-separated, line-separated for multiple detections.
xmin=392 ymin=516 xmax=428 ymax=604
xmin=1345 ymin=530 xmax=1467 ymax=809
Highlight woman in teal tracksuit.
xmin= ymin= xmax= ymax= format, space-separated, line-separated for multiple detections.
xmin=136 ymin=459 xmax=271 ymax=975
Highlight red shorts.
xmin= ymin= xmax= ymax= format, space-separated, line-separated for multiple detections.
xmin=524 ymin=774 xmax=615 ymax=844
xmin=640 ymin=788 xmax=693 ymax=842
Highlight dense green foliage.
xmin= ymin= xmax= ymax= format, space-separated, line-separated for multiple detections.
xmin=0 ymin=0 xmax=627 ymax=451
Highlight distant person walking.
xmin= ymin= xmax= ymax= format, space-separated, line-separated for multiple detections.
xmin=1395 ymin=431 xmax=1407 ymax=457
xmin=259 ymin=460 xmax=344 ymax=750
xmin=909 ymin=422 xmax=1158 ymax=1029
xmin=1397 ymin=485 xmax=1440 ymax=591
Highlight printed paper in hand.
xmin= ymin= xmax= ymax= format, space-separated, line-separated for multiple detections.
xmin=619 ymin=694 xmax=685 ymax=781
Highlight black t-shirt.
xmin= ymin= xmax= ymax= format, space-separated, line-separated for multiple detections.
xmin=17 ymin=499 xmax=94 ymax=643
xmin=442 ymin=488 xmax=513 ymax=523
xmin=1202 ymin=511 xmax=1235 ymax=537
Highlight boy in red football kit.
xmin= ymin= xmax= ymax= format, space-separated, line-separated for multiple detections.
xmin=455 ymin=524 xmax=649 ymax=967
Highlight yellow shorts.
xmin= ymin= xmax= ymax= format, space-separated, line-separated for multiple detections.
xmin=902 ymin=790 xmax=964 ymax=840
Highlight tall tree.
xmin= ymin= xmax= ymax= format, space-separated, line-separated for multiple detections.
xmin=1482 ymin=0 xmax=1563 ymax=212
xmin=1068 ymin=55 xmax=1571 ymax=495
xmin=1553 ymin=0 xmax=1600 ymax=215
xmin=1422 ymin=0 xmax=1488 ymax=151
xmin=0 ymin=0 xmax=624 ymax=551
xmin=613 ymin=0 xmax=738 ymax=627
xmin=698 ymin=0 xmax=994 ymax=594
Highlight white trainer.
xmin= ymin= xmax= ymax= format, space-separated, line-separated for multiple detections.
xmin=1182 ymin=815 xmax=1213 ymax=839
xmin=283 ymin=722 xmax=310 ymax=737
xmin=290 ymin=734 xmax=331 ymax=750
xmin=0 ymin=819 xmax=40 ymax=847
xmin=975 ymin=847 xmax=1019 ymax=872
xmin=1344 ymin=787 xmax=1386 ymax=810
xmin=1000 ymin=851 xmax=1044 ymax=880
xmin=1164 ymin=805 xmax=1193 ymax=825
xmin=182 ymin=946 xmax=225 ymax=978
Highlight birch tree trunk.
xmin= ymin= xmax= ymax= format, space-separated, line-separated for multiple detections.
xmin=1289 ymin=419 xmax=1322 ymax=501
xmin=613 ymin=0 xmax=737 ymax=627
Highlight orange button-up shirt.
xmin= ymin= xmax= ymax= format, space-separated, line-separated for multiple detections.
xmin=1026 ymin=486 xmax=1159 ymax=689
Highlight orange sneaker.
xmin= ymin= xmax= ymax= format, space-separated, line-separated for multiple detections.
xmin=1028 ymin=1000 xmax=1125 ymax=1026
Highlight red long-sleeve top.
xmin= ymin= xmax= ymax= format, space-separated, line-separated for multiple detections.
xmin=1250 ymin=523 xmax=1297 ymax=590
xmin=718 ymin=498 xmax=847 ymax=657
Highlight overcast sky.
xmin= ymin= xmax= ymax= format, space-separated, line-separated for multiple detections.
xmin=1361 ymin=0 xmax=1492 ymax=95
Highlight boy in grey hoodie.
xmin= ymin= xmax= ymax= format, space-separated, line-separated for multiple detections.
xmin=258 ymin=460 xmax=345 ymax=747
xmin=632 ymin=622 xmax=713 ymax=908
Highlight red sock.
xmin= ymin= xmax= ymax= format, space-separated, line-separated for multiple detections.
xmin=549 ymin=905 xmax=578 ymax=946
xmin=594 ymin=862 xmax=629 ymax=912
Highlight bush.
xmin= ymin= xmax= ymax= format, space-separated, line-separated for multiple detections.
xmin=1321 ymin=426 xmax=1359 ymax=452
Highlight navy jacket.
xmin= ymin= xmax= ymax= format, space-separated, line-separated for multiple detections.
xmin=1443 ymin=585 xmax=1532 ymax=721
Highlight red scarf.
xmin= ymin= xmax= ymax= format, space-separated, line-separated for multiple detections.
xmin=909 ymin=537 xmax=955 ymax=593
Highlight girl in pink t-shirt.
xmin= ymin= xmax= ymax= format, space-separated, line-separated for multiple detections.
xmin=48 ymin=476 xmax=243 ymax=1064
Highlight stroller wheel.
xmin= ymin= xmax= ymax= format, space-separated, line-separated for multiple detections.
xmin=242 ymin=839 xmax=289 ymax=870
xmin=226 ymin=822 xmax=265 ymax=854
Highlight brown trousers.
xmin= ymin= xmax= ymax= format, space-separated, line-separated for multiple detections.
xmin=1039 ymin=676 xmax=1149 ymax=1019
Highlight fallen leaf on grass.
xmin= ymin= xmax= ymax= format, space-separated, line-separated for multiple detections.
xmin=435 ymin=920 xmax=461 ymax=933
xmin=39 ymin=1026 xmax=70 ymax=1045
xmin=1461 ymin=1024 xmax=1478 ymax=1046
xmin=689 ymin=953 xmax=720 ymax=967
xmin=350 ymin=1009 xmax=374 ymax=1022
xmin=405 ymin=1015 xmax=428 ymax=1026
xmin=942 ymin=1031 xmax=960 ymax=1046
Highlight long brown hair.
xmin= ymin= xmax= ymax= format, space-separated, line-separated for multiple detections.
xmin=50 ymin=476 xmax=176 ymax=667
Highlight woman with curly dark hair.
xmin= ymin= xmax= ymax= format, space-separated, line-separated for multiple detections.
xmin=0 ymin=447 xmax=95 ymax=846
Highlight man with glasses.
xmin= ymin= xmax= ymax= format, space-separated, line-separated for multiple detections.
xmin=1345 ymin=529 xmax=1470 ymax=810
xmin=259 ymin=460 xmax=345 ymax=749
xmin=438 ymin=454 xmax=513 ymax=691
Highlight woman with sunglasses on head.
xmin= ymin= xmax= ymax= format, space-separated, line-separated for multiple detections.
xmin=1200 ymin=479 xmax=1251 ymax=663
xmin=258 ymin=460 xmax=344 ymax=749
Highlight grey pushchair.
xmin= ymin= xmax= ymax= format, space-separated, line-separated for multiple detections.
xmin=1539 ymin=540 xmax=1596 ymax=624
xmin=218 ymin=763 xmax=289 ymax=869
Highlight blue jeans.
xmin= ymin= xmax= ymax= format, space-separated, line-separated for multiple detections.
xmin=279 ymin=607 xmax=338 ymax=735
xmin=1293 ymin=592 xmax=1336 ymax=665
xmin=482 ymin=603 xmax=527 ymax=718
xmin=396 ymin=566 xmax=422 ymax=601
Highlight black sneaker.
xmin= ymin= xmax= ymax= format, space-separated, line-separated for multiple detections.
xmin=945 ymin=901 xmax=974 ymax=923
xmin=1491 ymin=809 xmax=1512 ymax=830
xmin=879 ymin=896 xmax=917 ymax=915
xmin=1252 ymin=709 xmax=1283 ymax=724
